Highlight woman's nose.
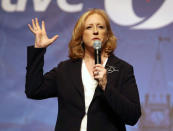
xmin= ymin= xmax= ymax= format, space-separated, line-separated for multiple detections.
xmin=93 ymin=27 xmax=98 ymax=35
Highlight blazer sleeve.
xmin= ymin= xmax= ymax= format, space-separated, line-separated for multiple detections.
xmin=104 ymin=65 xmax=141 ymax=126
xmin=25 ymin=46 xmax=59 ymax=100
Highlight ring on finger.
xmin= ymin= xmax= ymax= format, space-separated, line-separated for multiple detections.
xmin=97 ymin=71 xmax=99 ymax=75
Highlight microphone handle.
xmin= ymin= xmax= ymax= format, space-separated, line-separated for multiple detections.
xmin=95 ymin=49 xmax=101 ymax=64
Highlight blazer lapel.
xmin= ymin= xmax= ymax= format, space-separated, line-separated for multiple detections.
xmin=70 ymin=59 xmax=85 ymax=101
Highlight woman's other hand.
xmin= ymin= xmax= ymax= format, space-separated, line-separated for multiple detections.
xmin=28 ymin=18 xmax=59 ymax=48
xmin=93 ymin=64 xmax=107 ymax=91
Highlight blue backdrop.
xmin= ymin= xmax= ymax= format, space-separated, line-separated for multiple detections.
xmin=0 ymin=0 xmax=173 ymax=130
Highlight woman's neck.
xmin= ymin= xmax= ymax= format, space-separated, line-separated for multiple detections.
xmin=83 ymin=49 xmax=95 ymax=65
xmin=83 ymin=48 xmax=108 ymax=65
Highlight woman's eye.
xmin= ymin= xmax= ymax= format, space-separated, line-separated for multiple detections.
xmin=98 ymin=26 xmax=104 ymax=29
xmin=86 ymin=26 xmax=92 ymax=29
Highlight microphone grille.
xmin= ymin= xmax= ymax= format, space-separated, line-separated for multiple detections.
xmin=93 ymin=40 xmax=101 ymax=49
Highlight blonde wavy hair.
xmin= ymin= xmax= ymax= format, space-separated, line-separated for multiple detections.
xmin=68 ymin=8 xmax=117 ymax=59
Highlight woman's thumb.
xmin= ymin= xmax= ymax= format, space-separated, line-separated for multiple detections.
xmin=50 ymin=35 xmax=59 ymax=43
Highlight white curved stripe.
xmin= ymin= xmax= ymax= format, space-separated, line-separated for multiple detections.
xmin=132 ymin=0 xmax=173 ymax=29
xmin=105 ymin=0 xmax=144 ymax=26
xmin=57 ymin=0 xmax=83 ymax=13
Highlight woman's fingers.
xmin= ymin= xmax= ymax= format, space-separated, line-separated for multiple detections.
xmin=93 ymin=64 xmax=106 ymax=78
xmin=32 ymin=19 xmax=36 ymax=30
xmin=28 ymin=24 xmax=35 ymax=33
xmin=94 ymin=64 xmax=103 ymax=68
xmin=35 ymin=18 xmax=41 ymax=30
xmin=42 ymin=21 xmax=46 ymax=33
xmin=31 ymin=18 xmax=41 ymax=31
xmin=93 ymin=64 xmax=107 ymax=90
xmin=29 ymin=18 xmax=45 ymax=34
xmin=93 ymin=65 xmax=104 ymax=73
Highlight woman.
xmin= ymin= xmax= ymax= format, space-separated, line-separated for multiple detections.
xmin=25 ymin=8 xmax=141 ymax=131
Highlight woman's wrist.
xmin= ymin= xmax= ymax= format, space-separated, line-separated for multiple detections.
xmin=99 ymin=74 xmax=107 ymax=91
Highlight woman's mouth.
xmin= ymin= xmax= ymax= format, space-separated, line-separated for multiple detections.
xmin=92 ymin=38 xmax=100 ymax=40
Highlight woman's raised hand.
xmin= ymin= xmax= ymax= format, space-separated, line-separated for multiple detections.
xmin=28 ymin=18 xmax=59 ymax=48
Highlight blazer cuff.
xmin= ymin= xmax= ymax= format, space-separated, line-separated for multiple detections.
xmin=27 ymin=45 xmax=46 ymax=68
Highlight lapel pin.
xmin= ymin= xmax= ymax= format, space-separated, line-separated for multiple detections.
xmin=106 ymin=65 xmax=119 ymax=73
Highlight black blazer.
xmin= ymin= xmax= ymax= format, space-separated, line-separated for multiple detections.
xmin=25 ymin=46 xmax=141 ymax=131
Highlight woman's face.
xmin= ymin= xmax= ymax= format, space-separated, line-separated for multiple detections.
xmin=82 ymin=13 xmax=108 ymax=50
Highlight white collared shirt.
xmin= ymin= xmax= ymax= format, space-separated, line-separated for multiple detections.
xmin=80 ymin=58 xmax=108 ymax=131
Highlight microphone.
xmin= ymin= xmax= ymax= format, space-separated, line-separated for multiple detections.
xmin=93 ymin=40 xmax=102 ymax=64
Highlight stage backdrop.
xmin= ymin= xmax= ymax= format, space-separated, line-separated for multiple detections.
xmin=0 ymin=0 xmax=173 ymax=131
